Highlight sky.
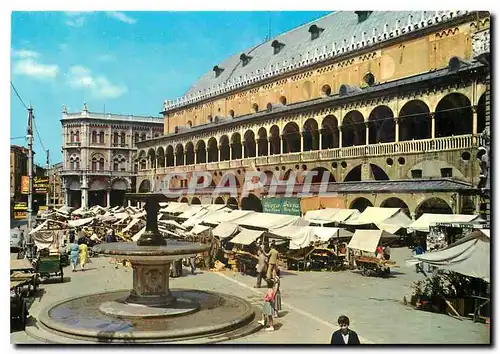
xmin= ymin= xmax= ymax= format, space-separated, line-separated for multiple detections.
xmin=10 ymin=11 xmax=331 ymax=166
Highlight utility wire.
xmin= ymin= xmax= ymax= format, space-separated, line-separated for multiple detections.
xmin=11 ymin=136 xmax=26 ymax=140
xmin=10 ymin=81 xmax=29 ymax=110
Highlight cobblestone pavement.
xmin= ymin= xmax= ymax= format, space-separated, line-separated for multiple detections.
xmin=11 ymin=247 xmax=490 ymax=345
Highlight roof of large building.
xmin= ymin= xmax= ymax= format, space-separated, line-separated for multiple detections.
xmin=185 ymin=11 xmax=426 ymax=96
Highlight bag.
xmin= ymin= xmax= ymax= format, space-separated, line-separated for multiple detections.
xmin=264 ymin=291 xmax=275 ymax=302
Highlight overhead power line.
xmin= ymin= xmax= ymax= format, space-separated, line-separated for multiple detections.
xmin=10 ymin=81 xmax=28 ymax=110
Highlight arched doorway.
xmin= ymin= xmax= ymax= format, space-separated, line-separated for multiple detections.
xmin=244 ymin=130 xmax=256 ymax=158
xmin=231 ymin=133 xmax=242 ymax=160
xmin=241 ymin=193 xmax=263 ymax=212
xmin=185 ymin=142 xmax=195 ymax=165
xmin=227 ymin=197 xmax=239 ymax=210
xmin=303 ymin=118 xmax=319 ymax=151
xmin=321 ymin=115 xmax=339 ymax=149
xmin=196 ymin=140 xmax=206 ymax=164
xmin=368 ymin=106 xmax=395 ymax=143
xmin=89 ymin=178 xmax=107 ymax=207
xmin=344 ymin=165 xmax=361 ymax=182
xmin=380 ymin=197 xmax=410 ymax=217
xmin=180 ymin=197 xmax=189 ymax=203
xmin=415 ymin=197 xmax=453 ymax=219
xmin=138 ymin=179 xmax=151 ymax=193
xmin=342 ymin=110 xmax=365 ymax=147
xmin=310 ymin=167 xmax=336 ymax=183
xmin=110 ymin=179 xmax=128 ymax=207
xmin=370 ymin=164 xmax=389 ymax=180
xmin=435 ymin=93 xmax=473 ymax=138
xmin=166 ymin=145 xmax=174 ymax=166
xmin=191 ymin=197 xmax=201 ymax=205
xmin=156 ymin=147 xmax=165 ymax=168
xmin=399 ymin=100 xmax=431 ymax=141
xmin=147 ymin=148 xmax=155 ymax=168
xmin=214 ymin=197 xmax=225 ymax=205
xmin=350 ymin=197 xmax=373 ymax=212
xmin=257 ymin=128 xmax=268 ymax=156
xmin=175 ymin=144 xmax=184 ymax=166
xmin=477 ymin=94 xmax=486 ymax=134
xmin=207 ymin=137 xmax=218 ymax=162
xmin=282 ymin=122 xmax=301 ymax=153
xmin=220 ymin=135 xmax=230 ymax=161
xmin=269 ymin=125 xmax=281 ymax=155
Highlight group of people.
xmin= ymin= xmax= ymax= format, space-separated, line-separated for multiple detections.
xmin=67 ymin=229 xmax=89 ymax=272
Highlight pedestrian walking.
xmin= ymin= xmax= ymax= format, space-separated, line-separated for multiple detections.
xmin=257 ymin=279 xmax=276 ymax=331
xmin=383 ymin=245 xmax=391 ymax=260
xmin=272 ymin=268 xmax=282 ymax=318
xmin=69 ymin=235 xmax=79 ymax=272
xmin=413 ymin=245 xmax=425 ymax=273
xmin=330 ymin=315 xmax=360 ymax=345
xmin=265 ymin=241 xmax=279 ymax=280
xmin=189 ymin=255 xmax=197 ymax=275
xmin=254 ymin=247 xmax=267 ymax=288
xmin=78 ymin=238 xmax=88 ymax=271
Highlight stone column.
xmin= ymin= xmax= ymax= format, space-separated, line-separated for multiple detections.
xmin=319 ymin=130 xmax=323 ymax=150
xmin=174 ymin=153 xmax=177 ymax=167
xmin=338 ymin=126 xmax=343 ymax=149
xmin=106 ymin=187 xmax=111 ymax=207
xmin=205 ymin=149 xmax=208 ymax=163
xmin=218 ymin=146 xmax=222 ymax=161
xmin=164 ymin=155 xmax=167 ymax=168
xmin=65 ymin=188 xmax=70 ymax=206
xmin=81 ymin=175 xmax=89 ymax=209
xmin=300 ymin=132 xmax=304 ymax=152
xmin=472 ymin=105 xmax=478 ymax=143
xmin=365 ymin=122 xmax=370 ymax=145
xmin=229 ymin=144 xmax=233 ymax=160
xmin=394 ymin=117 xmax=400 ymax=142
xmin=268 ymin=138 xmax=272 ymax=155
xmin=430 ymin=113 xmax=436 ymax=139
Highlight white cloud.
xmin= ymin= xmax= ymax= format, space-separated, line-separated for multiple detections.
xmin=64 ymin=12 xmax=93 ymax=27
xmin=106 ymin=11 xmax=137 ymax=24
xmin=66 ymin=65 xmax=127 ymax=99
xmin=98 ymin=54 xmax=116 ymax=62
xmin=12 ymin=49 xmax=39 ymax=59
xmin=13 ymin=58 xmax=59 ymax=80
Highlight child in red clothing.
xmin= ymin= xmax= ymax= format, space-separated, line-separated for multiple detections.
xmin=257 ymin=279 xmax=275 ymax=331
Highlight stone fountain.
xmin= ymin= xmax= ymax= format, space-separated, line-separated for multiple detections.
xmin=33 ymin=193 xmax=260 ymax=343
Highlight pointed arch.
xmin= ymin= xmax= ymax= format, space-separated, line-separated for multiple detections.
xmin=231 ymin=133 xmax=242 ymax=160
xmin=219 ymin=135 xmax=230 ymax=161
xmin=175 ymin=144 xmax=184 ymax=166
xmin=283 ymin=122 xmax=301 ymax=153
xmin=196 ymin=140 xmax=207 ymax=164
xmin=244 ymin=130 xmax=256 ymax=158
xmin=185 ymin=142 xmax=195 ymax=165
xmin=208 ymin=137 xmax=218 ymax=162
xmin=257 ymin=127 xmax=268 ymax=156
xmin=269 ymin=125 xmax=281 ymax=155
xmin=321 ymin=115 xmax=339 ymax=149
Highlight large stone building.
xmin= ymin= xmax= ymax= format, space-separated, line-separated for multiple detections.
xmin=135 ymin=11 xmax=490 ymax=219
xmin=10 ymin=144 xmax=29 ymax=203
xmin=48 ymin=162 xmax=64 ymax=207
xmin=60 ymin=104 xmax=163 ymax=208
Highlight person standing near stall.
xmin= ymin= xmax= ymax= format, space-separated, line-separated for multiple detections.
xmin=69 ymin=234 xmax=79 ymax=272
xmin=265 ymin=241 xmax=279 ymax=280
xmin=254 ymin=247 xmax=268 ymax=288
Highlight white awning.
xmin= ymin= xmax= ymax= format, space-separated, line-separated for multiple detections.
xmin=217 ymin=210 xmax=255 ymax=223
xmin=407 ymin=214 xmax=484 ymax=233
xmin=131 ymin=227 xmax=146 ymax=242
xmin=270 ymin=225 xmax=353 ymax=250
xmin=29 ymin=219 xmax=67 ymax=235
xmin=344 ymin=207 xmax=400 ymax=225
xmin=212 ymin=223 xmax=239 ymax=239
xmin=347 ymin=229 xmax=397 ymax=253
xmin=122 ymin=218 xmax=141 ymax=232
xmin=407 ymin=230 xmax=490 ymax=282
xmin=304 ymin=208 xmax=343 ymax=222
xmin=480 ymin=229 xmax=490 ymax=238
xmin=67 ymin=217 xmax=94 ymax=228
xmin=376 ymin=211 xmax=413 ymax=233
xmin=236 ymin=212 xmax=310 ymax=230
xmin=158 ymin=219 xmax=186 ymax=230
xmin=190 ymin=224 xmax=212 ymax=235
xmin=229 ymin=228 xmax=264 ymax=245
xmin=178 ymin=205 xmax=205 ymax=219
xmin=161 ymin=202 xmax=191 ymax=214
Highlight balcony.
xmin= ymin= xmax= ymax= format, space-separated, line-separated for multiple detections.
xmin=137 ymin=135 xmax=476 ymax=175
xmin=66 ymin=141 xmax=81 ymax=147
xmin=111 ymin=143 xmax=130 ymax=149
xmin=60 ymin=169 xmax=134 ymax=177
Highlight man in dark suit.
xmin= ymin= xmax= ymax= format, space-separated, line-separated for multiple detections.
xmin=330 ymin=315 xmax=360 ymax=345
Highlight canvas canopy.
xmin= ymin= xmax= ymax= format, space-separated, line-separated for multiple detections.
xmin=161 ymin=203 xmax=191 ymax=214
xmin=407 ymin=230 xmax=490 ymax=282
xmin=212 ymin=223 xmax=239 ymax=239
xmin=131 ymin=227 xmax=146 ymax=242
xmin=158 ymin=219 xmax=186 ymax=230
xmin=480 ymin=229 xmax=490 ymax=238
xmin=270 ymin=226 xmax=353 ymax=250
xmin=178 ymin=205 xmax=205 ymax=219
xmin=67 ymin=217 xmax=94 ymax=228
xmin=347 ymin=229 xmax=398 ymax=253
xmin=305 ymin=208 xmax=360 ymax=224
xmin=235 ymin=212 xmax=309 ymax=230
xmin=216 ymin=210 xmax=255 ymax=224
xmin=376 ymin=211 xmax=413 ymax=234
xmin=229 ymin=228 xmax=264 ymax=245
xmin=29 ymin=219 xmax=66 ymax=235
xmin=407 ymin=214 xmax=485 ymax=232
xmin=190 ymin=224 xmax=212 ymax=235
xmin=122 ymin=218 xmax=141 ymax=232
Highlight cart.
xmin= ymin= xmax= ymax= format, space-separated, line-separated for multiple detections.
xmin=10 ymin=279 xmax=31 ymax=330
xmin=308 ymin=247 xmax=346 ymax=271
xmin=10 ymin=258 xmax=38 ymax=294
xmin=36 ymin=250 xmax=64 ymax=283
xmin=355 ymin=255 xmax=399 ymax=277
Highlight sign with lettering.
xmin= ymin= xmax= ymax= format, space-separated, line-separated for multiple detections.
xmin=21 ymin=176 xmax=29 ymax=194
xmin=14 ymin=202 xmax=27 ymax=211
xmin=262 ymin=197 xmax=301 ymax=216
xmin=281 ymin=197 xmax=301 ymax=216
xmin=262 ymin=198 xmax=282 ymax=214
xmin=14 ymin=212 xmax=26 ymax=220
xmin=34 ymin=176 xmax=49 ymax=194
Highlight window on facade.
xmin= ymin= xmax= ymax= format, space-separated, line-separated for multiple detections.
xmin=213 ymin=65 xmax=224 ymax=78
xmin=140 ymin=160 xmax=146 ymax=170
xmin=141 ymin=133 xmax=146 ymax=141
xmin=70 ymin=131 xmax=74 ymax=142
xmin=75 ymin=158 xmax=80 ymax=170
xmin=99 ymin=158 xmax=105 ymax=171
xmin=240 ymin=53 xmax=252 ymax=66
xmin=113 ymin=161 xmax=119 ymax=171
xmin=113 ymin=132 xmax=119 ymax=145
xmin=121 ymin=132 xmax=126 ymax=145
xmin=92 ymin=131 xmax=97 ymax=143
xmin=99 ymin=131 xmax=105 ymax=144
xmin=308 ymin=24 xmax=324 ymax=40
xmin=154 ymin=133 xmax=159 ymax=138
xmin=75 ymin=131 xmax=80 ymax=142
xmin=70 ymin=160 xmax=74 ymax=169
xmin=363 ymin=72 xmax=375 ymax=87
xmin=411 ymin=169 xmax=422 ymax=179
xmin=440 ymin=168 xmax=453 ymax=178
xmin=134 ymin=133 xmax=139 ymax=145
xmin=92 ymin=158 xmax=97 ymax=171
xmin=271 ymin=40 xmax=284 ymax=55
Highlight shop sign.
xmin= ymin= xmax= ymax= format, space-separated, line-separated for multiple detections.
xmin=21 ymin=176 xmax=29 ymax=194
xmin=34 ymin=176 xmax=49 ymax=194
